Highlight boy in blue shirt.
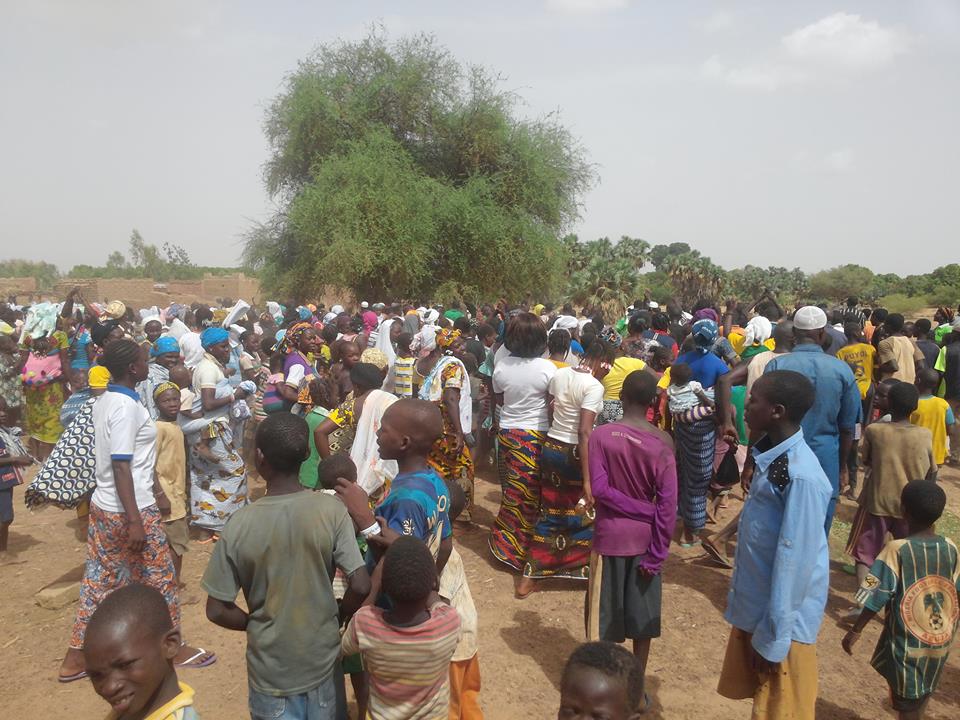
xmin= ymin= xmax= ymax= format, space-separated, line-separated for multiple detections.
xmin=717 ymin=370 xmax=832 ymax=719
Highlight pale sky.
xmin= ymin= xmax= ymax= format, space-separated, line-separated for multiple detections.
xmin=2 ymin=1 xmax=958 ymax=276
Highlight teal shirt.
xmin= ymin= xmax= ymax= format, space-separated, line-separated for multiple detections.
xmin=299 ymin=407 xmax=330 ymax=489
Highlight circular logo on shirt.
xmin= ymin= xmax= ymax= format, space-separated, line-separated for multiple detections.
xmin=900 ymin=576 xmax=958 ymax=646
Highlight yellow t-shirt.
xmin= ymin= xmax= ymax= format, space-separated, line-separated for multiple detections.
xmin=107 ymin=682 xmax=197 ymax=720
xmin=155 ymin=420 xmax=188 ymax=522
xmin=836 ymin=342 xmax=876 ymax=399
xmin=910 ymin=396 xmax=953 ymax=465
xmin=602 ymin=357 xmax=647 ymax=400
xmin=728 ymin=332 xmax=775 ymax=358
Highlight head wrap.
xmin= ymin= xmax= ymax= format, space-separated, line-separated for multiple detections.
xmin=692 ymin=319 xmax=719 ymax=352
xmin=360 ymin=348 xmax=389 ymax=370
xmin=331 ymin=304 xmax=345 ymax=315
xmin=88 ymin=365 xmax=111 ymax=389
xmin=0 ymin=321 xmax=14 ymax=335
xmin=152 ymin=381 xmax=180 ymax=399
xmin=151 ymin=336 xmax=181 ymax=357
xmin=298 ymin=306 xmax=312 ymax=321
xmin=422 ymin=308 xmax=440 ymax=325
xmin=437 ymin=327 xmax=462 ymax=350
xmin=550 ymin=315 xmax=579 ymax=333
xmin=103 ymin=300 xmax=126 ymax=321
xmin=743 ymin=316 xmax=773 ymax=347
xmin=200 ymin=326 xmax=230 ymax=349
xmin=284 ymin=321 xmax=313 ymax=350
xmin=599 ymin=326 xmax=623 ymax=349
xmin=411 ymin=326 xmax=438 ymax=356
xmin=693 ymin=308 xmax=719 ymax=323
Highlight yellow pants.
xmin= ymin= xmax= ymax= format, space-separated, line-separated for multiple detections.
xmin=717 ymin=627 xmax=817 ymax=720
xmin=449 ymin=654 xmax=483 ymax=720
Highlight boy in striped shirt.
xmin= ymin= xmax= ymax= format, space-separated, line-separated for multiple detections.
xmin=342 ymin=536 xmax=461 ymax=720
xmin=843 ymin=480 xmax=960 ymax=719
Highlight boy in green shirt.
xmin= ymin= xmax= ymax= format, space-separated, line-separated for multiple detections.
xmin=843 ymin=480 xmax=960 ymax=719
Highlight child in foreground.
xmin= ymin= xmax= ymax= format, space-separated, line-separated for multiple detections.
xmin=153 ymin=383 xmax=189 ymax=581
xmin=843 ymin=481 xmax=959 ymax=719
xmin=558 ymin=641 xmax=646 ymax=720
xmin=84 ymin=583 xmax=199 ymax=719
xmin=717 ymin=370 xmax=832 ymax=720
xmin=202 ymin=412 xmax=371 ymax=719
xmin=585 ymin=369 xmax=677 ymax=713
xmin=847 ymin=382 xmax=935 ymax=589
xmin=341 ymin=535 xmax=462 ymax=720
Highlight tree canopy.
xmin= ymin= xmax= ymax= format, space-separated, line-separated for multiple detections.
xmin=244 ymin=30 xmax=593 ymax=303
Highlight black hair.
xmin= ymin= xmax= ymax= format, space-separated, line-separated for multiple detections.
xmin=846 ymin=296 xmax=858 ymax=307
xmin=580 ymin=324 xmax=597 ymax=349
xmin=350 ymin=362 xmax=384 ymax=391
xmin=843 ymin=321 xmax=863 ymax=342
xmin=651 ymin=312 xmax=669 ymax=332
xmin=504 ymin=313 xmax=548 ymax=358
xmin=269 ymin=352 xmax=284 ymax=372
xmin=885 ymin=313 xmax=905 ymax=333
xmin=871 ymin=308 xmax=889 ymax=325
xmin=476 ymin=323 xmax=496 ymax=340
xmin=583 ymin=339 xmax=616 ymax=365
xmin=916 ymin=367 xmax=940 ymax=390
xmin=260 ymin=335 xmax=276 ymax=355
xmin=562 ymin=642 xmax=643 ymax=713
xmin=901 ymin=480 xmax=946 ymax=527
xmin=621 ymin=369 xmax=658 ymax=406
xmin=914 ymin=318 xmax=931 ymax=335
xmin=887 ymin=381 xmax=919 ymax=416
xmin=317 ymin=454 xmax=357 ymax=490
xmin=195 ymin=306 xmax=213 ymax=326
xmin=673 ymin=359 xmax=695 ymax=383
xmin=649 ymin=344 xmax=672 ymax=367
xmin=627 ymin=313 xmax=648 ymax=335
xmin=86 ymin=583 xmax=172 ymax=642
xmin=453 ymin=316 xmax=471 ymax=333
xmin=754 ymin=370 xmax=816 ymax=422
xmin=382 ymin=536 xmax=437 ymax=605
xmin=256 ymin=413 xmax=310 ymax=473
xmin=100 ymin=339 xmax=142 ymax=379
xmin=548 ymin=328 xmax=571 ymax=356
xmin=396 ymin=331 xmax=413 ymax=353
xmin=320 ymin=324 xmax=339 ymax=344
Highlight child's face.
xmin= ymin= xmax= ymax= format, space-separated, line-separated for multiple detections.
xmin=558 ymin=668 xmax=638 ymax=720
xmin=84 ymin=622 xmax=180 ymax=719
xmin=875 ymin=383 xmax=891 ymax=411
xmin=744 ymin=381 xmax=779 ymax=435
xmin=155 ymin=389 xmax=181 ymax=420
xmin=376 ymin=410 xmax=406 ymax=461
xmin=342 ymin=345 xmax=361 ymax=368
xmin=144 ymin=321 xmax=163 ymax=343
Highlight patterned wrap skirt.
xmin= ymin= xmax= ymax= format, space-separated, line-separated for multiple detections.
xmin=488 ymin=428 xmax=545 ymax=571
xmin=188 ymin=420 xmax=247 ymax=532
xmin=71 ymin=503 xmax=179 ymax=648
xmin=25 ymin=398 xmax=97 ymax=509
xmin=24 ymin=382 xmax=66 ymax=445
xmin=524 ymin=437 xmax=592 ymax=580
xmin=674 ymin=417 xmax=716 ymax=534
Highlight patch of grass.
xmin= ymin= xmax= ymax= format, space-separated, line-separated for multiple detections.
xmin=828 ymin=508 xmax=960 ymax=567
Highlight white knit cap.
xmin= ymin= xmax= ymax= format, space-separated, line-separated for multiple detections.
xmin=793 ymin=306 xmax=828 ymax=330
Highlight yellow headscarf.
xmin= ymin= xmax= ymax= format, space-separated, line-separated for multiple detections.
xmin=88 ymin=366 xmax=111 ymax=389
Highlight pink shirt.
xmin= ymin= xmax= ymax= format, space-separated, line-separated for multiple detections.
xmin=587 ymin=423 xmax=678 ymax=572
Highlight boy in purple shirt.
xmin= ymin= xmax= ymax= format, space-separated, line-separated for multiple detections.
xmin=586 ymin=369 xmax=678 ymax=713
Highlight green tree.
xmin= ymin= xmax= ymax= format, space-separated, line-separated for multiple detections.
xmin=246 ymin=30 xmax=592 ymax=301
xmin=660 ymin=251 xmax=725 ymax=307
xmin=808 ymin=264 xmax=875 ymax=303
xmin=0 ymin=259 xmax=61 ymax=290
xmin=649 ymin=242 xmax=691 ymax=270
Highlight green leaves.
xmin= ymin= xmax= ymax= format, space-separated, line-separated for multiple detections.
xmin=250 ymin=30 xmax=592 ymax=301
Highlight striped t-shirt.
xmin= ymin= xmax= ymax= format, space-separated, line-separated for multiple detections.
xmin=341 ymin=602 xmax=461 ymax=719
xmin=393 ymin=356 xmax=415 ymax=398
xmin=857 ymin=535 xmax=960 ymax=699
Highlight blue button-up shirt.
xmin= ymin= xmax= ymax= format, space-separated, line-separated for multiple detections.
xmin=724 ymin=429 xmax=832 ymax=662
xmin=764 ymin=344 xmax=860 ymax=495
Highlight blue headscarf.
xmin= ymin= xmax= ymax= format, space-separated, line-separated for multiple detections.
xmin=200 ymin=326 xmax=230 ymax=350
xmin=151 ymin=336 xmax=181 ymax=357
xmin=691 ymin=319 xmax=718 ymax=353
xmin=297 ymin=306 xmax=312 ymax=321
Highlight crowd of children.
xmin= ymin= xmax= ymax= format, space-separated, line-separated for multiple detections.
xmin=1 ymin=292 xmax=959 ymax=720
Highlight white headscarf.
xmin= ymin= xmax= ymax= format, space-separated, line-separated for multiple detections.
xmin=421 ymin=308 xmax=440 ymax=325
xmin=374 ymin=317 xmax=397 ymax=365
xmin=550 ymin=315 xmax=579 ymax=334
xmin=743 ymin=316 xmax=773 ymax=347
xmin=411 ymin=326 xmax=438 ymax=356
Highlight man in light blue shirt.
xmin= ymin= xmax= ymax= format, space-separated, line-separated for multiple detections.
xmin=718 ymin=370 xmax=831 ymax=719
xmin=765 ymin=305 xmax=860 ymax=533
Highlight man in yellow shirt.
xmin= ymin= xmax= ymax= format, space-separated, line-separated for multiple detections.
xmin=835 ymin=322 xmax=877 ymax=496
xmin=911 ymin=368 xmax=955 ymax=469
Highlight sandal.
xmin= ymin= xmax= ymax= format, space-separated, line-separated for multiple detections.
xmin=195 ymin=534 xmax=219 ymax=545
xmin=57 ymin=670 xmax=88 ymax=683
xmin=701 ymin=540 xmax=733 ymax=569
xmin=176 ymin=648 xmax=218 ymax=669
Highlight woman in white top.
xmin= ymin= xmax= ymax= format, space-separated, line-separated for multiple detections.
xmin=59 ymin=339 xmax=215 ymax=682
xmin=489 ymin=313 xmax=557 ymax=596
xmin=519 ymin=354 xmax=605 ymax=595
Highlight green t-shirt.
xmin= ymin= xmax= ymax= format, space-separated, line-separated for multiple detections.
xmin=201 ymin=491 xmax=365 ymax=695
xmin=730 ymin=385 xmax=748 ymax=445
xmin=443 ymin=309 xmax=465 ymax=322
xmin=299 ymin=407 xmax=329 ymax=489
xmin=856 ymin=535 xmax=960 ymax=700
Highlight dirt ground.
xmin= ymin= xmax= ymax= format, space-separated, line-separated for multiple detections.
xmin=2 ymin=464 xmax=959 ymax=720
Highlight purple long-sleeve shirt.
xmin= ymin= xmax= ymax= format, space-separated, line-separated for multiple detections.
xmin=587 ymin=422 xmax=678 ymax=572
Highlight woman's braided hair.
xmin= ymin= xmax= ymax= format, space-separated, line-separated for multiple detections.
xmin=101 ymin=339 xmax=142 ymax=379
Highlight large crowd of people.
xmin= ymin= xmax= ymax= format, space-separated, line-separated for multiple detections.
xmin=1 ymin=288 xmax=959 ymax=720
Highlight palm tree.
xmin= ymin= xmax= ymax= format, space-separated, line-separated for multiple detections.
xmin=570 ymin=256 xmax=638 ymax=320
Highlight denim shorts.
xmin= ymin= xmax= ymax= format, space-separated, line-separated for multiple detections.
xmin=248 ymin=672 xmax=340 ymax=720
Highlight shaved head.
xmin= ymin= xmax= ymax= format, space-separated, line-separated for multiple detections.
xmin=381 ymin=399 xmax=443 ymax=453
